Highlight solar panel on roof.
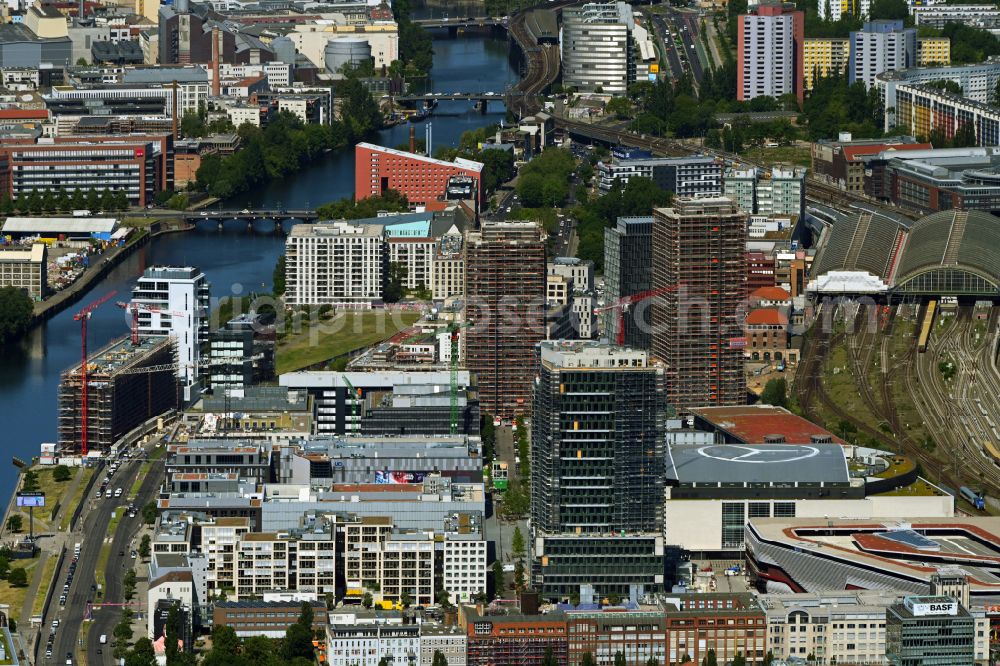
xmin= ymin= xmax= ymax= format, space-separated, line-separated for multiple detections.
xmin=876 ymin=529 xmax=941 ymax=551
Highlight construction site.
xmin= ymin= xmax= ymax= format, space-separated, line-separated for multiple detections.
xmin=57 ymin=336 xmax=178 ymax=454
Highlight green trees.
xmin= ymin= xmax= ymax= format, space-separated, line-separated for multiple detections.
xmin=515 ymin=148 xmax=576 ymax=208
xmin=124 ymin=638 xmax=156 ymax=666
xmin=281 ymin=602 xmax=315 ymax=661
xmin=53 ymin=465 xmax=72 ymax=482
xmin=139 ymin=534 xmax=151 ymax=559
xmin=337 ymin=78 xmax=383 ymax=138
xmin=142 ymin=501 xmax=158 ymax=525
xmin=542 ymin=647 xmax=557 ymax=666
xmin=731 ymin=653 xmax=747 ymax=666
xmin=362 ymin=591 xmax=373 ymax=608
xmin=868 ymin=0 xmax=908 ymax=20
xmin=6 ymin=515 xmax=22 ymax=532
xmin=432 ymin=650 xmax=449 ymax=666
xmin=512 ymin=526 xmax=526 ymax=560
xmin=315 ymin=190 xmax=409 ymax=220
xmin=0 ymin=286 xmax=33 ymax=343
xmin=6 ymin=567 xmax=27 ymax=586
xmin=582 ymin=652 xmax=597 ymax=666
xmin=384 ymin=262 xmax=407 ymax=303
xmin=613 ymin=652 xmax=626 ymax=666
xmin=572 ymin=177 xmax=671 ymax=269
xmin=701 ymin=649 xmax=718 ymax=666
xmin=394 ymin=0 xmax=434 ymax=73
xmin=272 ymin=255 xmax=286 ymax=295
xmin=760 ymin=378 xmax=788 ymax=408
xmin=492 ymin=559 xmax=505 ymax=599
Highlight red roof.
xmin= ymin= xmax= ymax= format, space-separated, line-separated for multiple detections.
xmin=841 ymin=142 xmax=931 ymax=162
xmin=235 ymin=75 xmax=266 ymax=87
xmin=749 ymin=286 xmax=790 ymax=302
xmin=745 ymin=308 xmax=787 ymax=326
xmin=689 ymin=405 xmax=845 ymax=445
xmin=0 ymin=109 xmax=48 ymax=120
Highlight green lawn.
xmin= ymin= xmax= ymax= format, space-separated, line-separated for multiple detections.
xmin=0 ymin=558 xmax=40 ymax=622
xmin=276 ymin=311 xmax=421 ymax=374
xmin=59 ymin=467 xmax=94 ymax=531
xmin=743 ymin=144 xmax=812 ymax=169
xmin=130 ymin=463 xmax=151 ymax=497
xmin=31 ymin=554 xmax=59 ymax=616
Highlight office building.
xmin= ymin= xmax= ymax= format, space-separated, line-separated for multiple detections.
xmin=278 ymin=371 xmax=476 ymax=436
xmin=603 ymin=217 xmax=653 ymax=348
xmin=354 ymin=143 xmax=484 ymax=208
xmin=213 ymin=600 xmax=328 ymax=639
xmin=886 ymin=596 xmax=975 ymax=666
xmin=803 ymin=38 xmax=849 ymax=90
xmin=916 ymin=37 xmax=950 ymax=66
xmin=850 ymin=20 xmax=917 ymax=88
xmin=561 ymin=2 xmax=635 ymax=94
xmin=464 ymin=222 xmax=546 ymax=419
xmin=531 ymin=341 xmax=666 ymax=597
xmin=651 ymin=198 xmax=748 ymax=410
xmin=284 ymin=222 xmax=386 ymax=307
xmin=131 ymin=266 xmax=210 ymax=401
xmin=597 ymin=155 xmax=723 ymax=196
xmin=738 ymin=3 xmax=805 ymax=103
xmin=204 ymin=313 xmax=275 ymax=390
xmin=0 ymin=243 xmax=46 ymax=299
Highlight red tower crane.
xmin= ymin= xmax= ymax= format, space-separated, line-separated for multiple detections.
xmin=115 ymin=301 xmax=186 ymax=346
xmin=594 ymin=285 xmax=682 ymax=347
xmin=73 ymin=290 xmax=117 ymax=456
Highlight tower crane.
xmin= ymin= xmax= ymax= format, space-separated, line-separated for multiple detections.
xmin=594 ymin=285 xmax=683 ymax=347
xmin=73 ymin=290 xmax=117 ymax=456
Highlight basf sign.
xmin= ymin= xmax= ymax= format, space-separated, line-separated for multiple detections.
xmin=905 ymin=597 xmax=958 ymax=617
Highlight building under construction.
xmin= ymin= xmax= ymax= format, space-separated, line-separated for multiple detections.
xmin=58 ymin=336 xmax=178 ymax=454
xmin=464 ymin=221 xmax=546 ymax=419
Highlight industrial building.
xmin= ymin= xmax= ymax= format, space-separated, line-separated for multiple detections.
xmin=464 ymin=222 xmax=546 ymax=419
xmin=354 ymin=143 xmax=484 ymax=208
xmin=278 ymin=371 xmax=477 ymax=436
xmin=603 ymin=216 xmax=652 ymax=348
xmin=738 ymin=2 xmax=804 ymax=103
xmin=651 ymin=198 xmax=748 ymax=410
xmin=58 ymin=336 xmax=177 ymax=453
xmin=531 ymin=341 xmax=666 ymax=597
xmin=560 ymin=2 xmax=636 ymax=95
xmin=131 ymin=266 xmax=210 ymax=401
xmin=596 ymin=155 xmax=723 ymax=197
xmin=0 ymin=243 xmax=46 ymax=299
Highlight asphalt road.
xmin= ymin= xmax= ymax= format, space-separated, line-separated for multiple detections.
xmin=670 ymin=10 xmax=705 ymax=82
xmin=44 ymin=448 xmax=161 ymax=665
xmin=86 ymin=456 xmax=164 ymax=664
xmin=651 ymin=14 xmax=685 ymax=81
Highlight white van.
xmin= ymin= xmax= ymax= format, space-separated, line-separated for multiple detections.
xmin=99 ymin=634 xmax=107 ymax=644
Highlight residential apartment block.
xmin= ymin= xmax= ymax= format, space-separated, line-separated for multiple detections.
xmin=916 ymin=37 xmax=950 ymax=66
xmin=891 ymin=83 xmax=1000 ymax=147
xmin=738 ymin=3 xmax=804 ymax=103
xmin=597 ymin=155 xmax=723 ymax=197
xmin=235 ymin=527 xmax=337 ymax=599
xmin=724 ymin=166 xmax=806 ymax=218
xmin=849 ymin=20 xmax=916 ymax=88
xmin=803 ymin=38 xmax=849 ymax=91
xmin=284 ymin=222 xmax=386 ymax=307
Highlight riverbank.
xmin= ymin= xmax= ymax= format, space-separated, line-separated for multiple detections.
xmin=27 ymin=219 xmax=194 ymax=329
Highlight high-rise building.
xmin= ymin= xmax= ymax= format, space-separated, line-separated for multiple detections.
xmin=531 ymin=341 xmax=666 ymax=597
xmin=603 ymin=216 xmax=653 ymax=348
xmin=815 ymin=0 xmax=863 ymax=22
xmin=916 ymin=37 xmax=950 ymax=66
xmin=464 ymin=222 xmax=546 ymax=419
xmin=651 ymin=197 xmax=748 ymax=410
xmin=850 ymin=20 xmax=917 ymax=88
xmin=725 ymin=165 xmax=805 ymax=218
xmin=131 ymin=266 xmax=210 ymax=401
xmin=561 ymin=2 xmax=636 ymax=95
xmin=738 ymin=2 xmax=804 ymax=103
xmin=803 ymin=37 xmax=850 ymax=90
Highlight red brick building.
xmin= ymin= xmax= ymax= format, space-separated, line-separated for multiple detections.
xmin=747 ymin=252 xmax=776 ymax=290
xmin=744 ymin=307 xmax=792 ymax=362
xmin=355 ymin=142 xmax=484 ymax=208
xmin=663 ymin=594 xmax=768 ymax=665
xmin=464 ymin=609 xmax=568 ymax=666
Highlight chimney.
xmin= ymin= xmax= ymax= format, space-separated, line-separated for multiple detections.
xmin=78 ymin=0 xmax=85 ymax=20
xmin=409 ymin=125 xmax=415 ymax=154
xmin=171 ymin=80 xmax=179 ymax=139
xmin=211 ymin=27 xmax=221 ymax=97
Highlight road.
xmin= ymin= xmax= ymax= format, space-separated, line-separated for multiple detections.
xmin=45 ymin=446 xmax=162 ymax=665
xmin=650 ymin=13 xmax=685 ymax=80
xmin=86 ymin=455 xmax=165 ymax=664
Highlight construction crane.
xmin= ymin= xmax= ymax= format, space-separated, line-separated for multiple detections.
xmin=342 ymin=375 xmax=361 ymax=434
xmin=73 ymin=290 xmax=117 ymax=456
xmin=448 ymin=321 xmax=472 ymax=435
xmin=594 ymin=285 xmax=683 ymax=347
xmin=115 ymin=301 xmax=186 ymax=346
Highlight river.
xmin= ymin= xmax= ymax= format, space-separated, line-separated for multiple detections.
xmin=0 ymin=31 xmax=518 ymax=500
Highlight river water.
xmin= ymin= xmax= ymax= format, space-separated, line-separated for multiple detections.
xmin=0 ymin=32 xmax=518 ymax=499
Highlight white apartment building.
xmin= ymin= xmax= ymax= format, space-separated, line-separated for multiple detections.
xmin=546 ymin=274 xmax=571 ymax=306
xmin=235 ymin=529 xmax=337 ymax=599
xmin=381 ymin=539 xmax=435 ymax=606
xmin=327 ymin=617 xmax=420 ymax=666
xmin=723 ymin=165 xmax=806 ymax=217
xmin=738 ymin=5 xmax=800 ymax=101
xmin=548 ymin=257 xmax=594 ymax=293
xmin=388 ymin=237 xmax=436 ymax=292
xmin=216 ymin=62 xmax=293 ymax=88
xmin=724 ymin=168 xmax=758 ymax=214
xmin=131 ymin=265 xmax=210 ymax=401
xmin=442 ymin=536 xmax=487 ymax=603
xmin=849 ymin=21 xmax=916 ymax=88
xmin=284 ymin=222 xmax=386 ymax=306
xmin=561 ymin=2 xmax=635 ymax=94
xmin=431 ymin=233 xmax=464 ymax=300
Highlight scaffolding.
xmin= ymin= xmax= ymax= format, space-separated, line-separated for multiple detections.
xmin=58 ymin=335 xmax=178 ymax=454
